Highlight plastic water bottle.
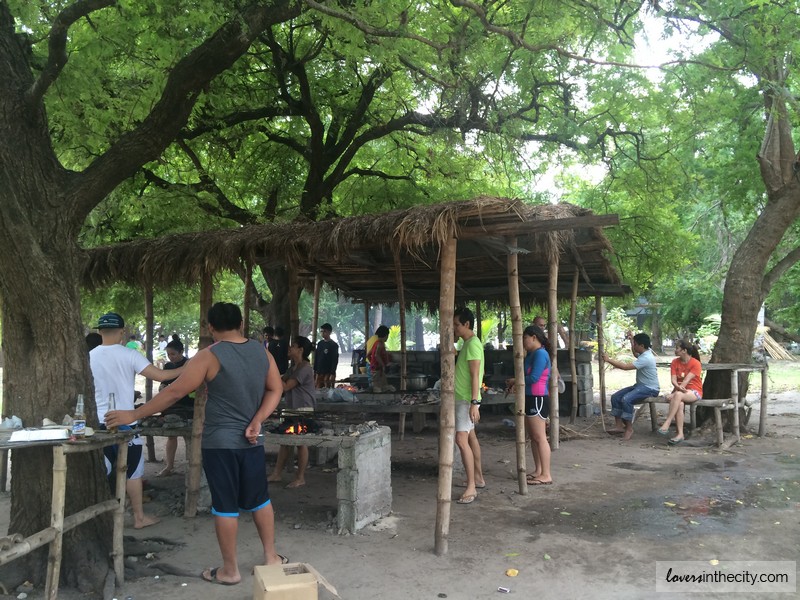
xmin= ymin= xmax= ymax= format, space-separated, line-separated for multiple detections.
xmin=72 ymin=394 xmax=86 ymax=439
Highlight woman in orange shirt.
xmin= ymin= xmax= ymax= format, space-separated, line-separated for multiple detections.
xmin=658 ymin=339 xmax=703 ymax=444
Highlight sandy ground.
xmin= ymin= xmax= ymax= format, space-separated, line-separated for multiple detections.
xmin=2 ymin=384 xmax=799 ymax=599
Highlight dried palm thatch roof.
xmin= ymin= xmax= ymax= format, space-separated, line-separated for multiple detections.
xmin=82 ymin=197 xmax=630 ymax=306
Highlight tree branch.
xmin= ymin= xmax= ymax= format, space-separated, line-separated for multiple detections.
xmin=72 ymin=0 xmax=301 ymax=219
xmin=182 ymin=106 xmax=298 ymax=140
xmin=763 ymin=244 xmax=800 ymax=292
xmin=302 ymin=0 xmax=446 ymax=51
xmin=25 ymin=0 xmax=115 ymax=106
xmin=341 ymin=167 xmax=413 ymax=183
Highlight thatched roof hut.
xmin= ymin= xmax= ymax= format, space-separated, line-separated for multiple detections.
xmin=83 ymin=197 xmax=629 ymax=304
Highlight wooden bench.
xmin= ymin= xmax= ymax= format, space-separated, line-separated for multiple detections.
xmin=634 ymin=362 xmax=770 ymax=447
xmin=637 ymin=395 xmax=737 ymax=447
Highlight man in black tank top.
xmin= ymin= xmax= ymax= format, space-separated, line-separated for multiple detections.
xmin=106 ymin=302 xmax=287 ymax=585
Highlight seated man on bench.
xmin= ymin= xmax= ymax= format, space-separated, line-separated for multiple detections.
xmin=602 ymin=332 xmax=659 ymax=440
xmin=657 ymin=339 xmax=703 ymax=445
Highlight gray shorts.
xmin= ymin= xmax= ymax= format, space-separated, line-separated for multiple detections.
xmin=455 ymin=401 xmax=475 ymax=433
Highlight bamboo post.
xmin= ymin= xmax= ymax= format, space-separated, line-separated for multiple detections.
xmin=548 ymin=254 xmax=559 ymax=449
xmin=311 ymin=274 xmax=321 ymax=345
xmin=144 ymin=283 xmax=156 ymax=462
xmin=506 ymin=238 xmax=527 ymax=495
xmin=185 ymin=271 xmax=212 ymax=517
xmin=759 ymin=363 xmax=768 ymax=436
xmin=434 ymin=237 xmax=457 ymax=556
xmin=569 ymin=268 xmax=579 ymax=424
xmin=596 ymin=296 xmax=606 ymax=413
xmin=394 ymin=250 xmax=407 ymax=393
xmin=44 ymin=447 xmax=66 ymax=600
xmin=475 ymin=301 xmax=482 ymax=342
xmin=243 ymin=261 xmax=252 ymax=337
xmin=112 ymin=440 xmax=129 ymax=584
xmin=289 ymin=268 xmax=301 ymax=341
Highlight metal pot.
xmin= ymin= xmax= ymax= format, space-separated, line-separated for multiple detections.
xmin=388 ymin=373 xmax=429 ymax=391
xmin=403 ymin=374 xmax=429 ymax=391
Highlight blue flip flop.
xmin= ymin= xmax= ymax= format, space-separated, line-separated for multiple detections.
xmin=668 ymin=437 xmax=684 ymax=445
xmin=656 ymin=429 xmax=670 ymax=436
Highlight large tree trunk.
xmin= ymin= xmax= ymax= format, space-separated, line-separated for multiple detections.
xmin=0 ymin=156 xmax=112 ymax=591
xmin=703 ymin=87 xmax=800 ymax=425
xmin=0 ymin=13 xmax=113 ymax=589
xmin=1 ymin=1 xmax=301 ymax=593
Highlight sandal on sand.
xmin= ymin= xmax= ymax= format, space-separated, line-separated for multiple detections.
xmin=252 ymin=555 xmax=289 ymax=575
xmin=656 ymin=429 xmax=670 ymax=437
xmin=668 ymin=437 xmax=684 ymax=445
xmin=456 ymin=494 xmax=477 ymax=504
xmin=201 ymin=567 xmax=239 ymax=586
xmin=528 ymin=479 xmax=553 ymax=486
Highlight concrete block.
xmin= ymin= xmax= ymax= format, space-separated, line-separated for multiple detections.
xmin=335 ymin=427 xmax=392 ymax=533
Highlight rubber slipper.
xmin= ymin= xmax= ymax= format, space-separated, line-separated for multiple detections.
xmin=201 ymin=567 xmax=239 ymax=586
xmin=528 ymin=479 xmax=553 ymax=486
xmin=668 ymin=437 xmax=684 ymax=445
xmin=456 ymin=494 xmax=477 ymax=504
xmin=252 ymin=555 xmax=290 ymax=575
xmin=656 ymin=429 xmax=670 ymax=436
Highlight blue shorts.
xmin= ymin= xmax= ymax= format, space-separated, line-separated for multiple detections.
xmin=525 ymin=395 xmax=550 ymax=420
xmin=202 ymin=446 xmax=271 ymax=517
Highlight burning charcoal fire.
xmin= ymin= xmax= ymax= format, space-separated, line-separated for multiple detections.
xmin=278 ymin=417 xmax=319 ymax=435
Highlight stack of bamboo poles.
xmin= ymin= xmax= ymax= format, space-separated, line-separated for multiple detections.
xmin=762 ymin=331 xmax=796 ymax=360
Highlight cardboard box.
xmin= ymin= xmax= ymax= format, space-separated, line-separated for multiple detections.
xmin=253 ymin=563 xmax=338 ymax=600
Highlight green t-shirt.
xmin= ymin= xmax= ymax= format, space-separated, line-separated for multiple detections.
xmin=454 ymin=334 xmax=484 ymax=402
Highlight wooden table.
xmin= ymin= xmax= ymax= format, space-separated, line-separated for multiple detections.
xmin=0 ymin=431 xmax=132 ymax=600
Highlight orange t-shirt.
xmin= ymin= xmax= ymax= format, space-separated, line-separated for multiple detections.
xmin=670 ymin=357 xmax=703 ymax=395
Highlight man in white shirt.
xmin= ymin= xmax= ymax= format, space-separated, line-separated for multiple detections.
xmin=90 ymin=312 xmax=184 ymax=528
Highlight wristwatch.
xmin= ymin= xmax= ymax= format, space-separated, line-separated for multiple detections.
xmin=470 ymin=399 xmax=481 ymax=406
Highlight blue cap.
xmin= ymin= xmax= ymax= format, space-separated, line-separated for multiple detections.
xmin=97 ymin=312 xmax=125 ymax=329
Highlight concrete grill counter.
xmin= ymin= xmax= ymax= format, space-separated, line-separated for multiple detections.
xmin=262 ymin=426 xmax=392 ymax=533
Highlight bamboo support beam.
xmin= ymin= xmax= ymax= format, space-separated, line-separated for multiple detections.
xmin=475 ymin=301 xmax=482 ymax=342
xmin=186 ymin=271 xmax=212 ymax=517
xmin=44 ymin=447 xmax=65 ymax=600
xmin=394 ymin=250 xmax=408 ymax=395
xmin=290 ymin=268 xmax=301 ymax=341
xmin=434 ymin=237 xmax=457 ymax=556
xmin=506 ymin=238 xmax=527 ymax=495
xmin=548 ymin=254 xmax=560 ymax=450
xmin=243 ymin=261 xmax=252 ymax=336
xmin=311 ymin=274 xmax=321 ymax=345
xmin=759 ymin=363 xmax=769 ymax=436
xmin=144 ymin=283 xmax=156 ymax=462
xmin=569 ymin=268 xmax=579 ymax=424
xmin=364 ymin=304 xmax=370 ymax=345
xmin=112 ymin=441 xmax=128 ymax=584
xmin=596 ymin=296 xmax=606 ymax=414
